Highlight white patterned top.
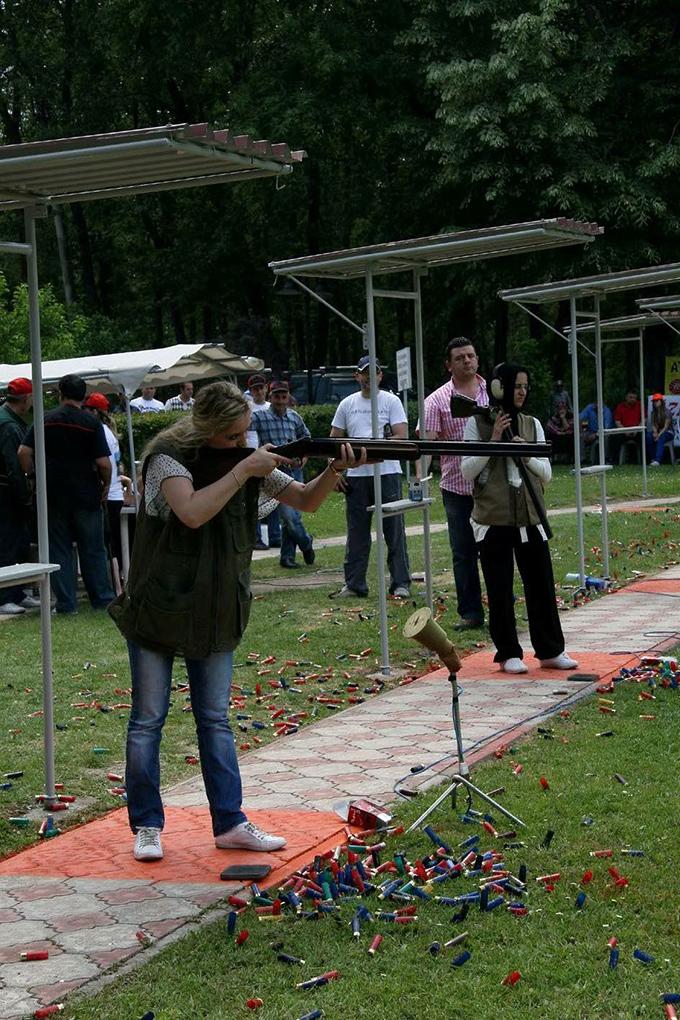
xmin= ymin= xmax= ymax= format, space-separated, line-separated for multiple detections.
xmin=144 ymin=453 xmax=292 ymax=521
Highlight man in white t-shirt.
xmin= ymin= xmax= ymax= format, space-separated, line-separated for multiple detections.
xmin=130 ymin=386 xmax=165 ymax=413
xmin=330 ymin=356 xmax=411 ymax=598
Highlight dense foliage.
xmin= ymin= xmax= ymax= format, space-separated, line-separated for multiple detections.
xmin=1 ymin=1 xmax=679 ymax=395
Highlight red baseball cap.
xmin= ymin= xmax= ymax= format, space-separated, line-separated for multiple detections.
xmin=83 ymin=392 xmax=110 ymax=411
xmin=651 ymin=392 xmax=665 ymax=401
xmin=6 ymin=377 xmax=32 ymax=396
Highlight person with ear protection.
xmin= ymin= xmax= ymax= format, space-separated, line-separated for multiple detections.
xmin=461 ymin=362 xmax=578 ymax=674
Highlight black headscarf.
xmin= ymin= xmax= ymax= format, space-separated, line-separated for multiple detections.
xmin=489 ymin=362 xmax=530 ymax=432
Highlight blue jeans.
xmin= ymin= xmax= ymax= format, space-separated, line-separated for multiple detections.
xmin=441 ymin=489 xmax=484 ymax=624
xmin=280 ymin=468 xmax=313 ymax=564
xmin=646 ymin=429 xmax=674 ymax=463
xmin=125 ymin=642 xmax=247 ymax=837
xmin=49 ymin=504 xmax=114 ymax=613
xmin=256 ymin=507 xmax=281 ymax=546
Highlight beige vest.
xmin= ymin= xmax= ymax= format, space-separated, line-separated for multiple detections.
xmin=472 ymin=413 xmax=547 ymax=528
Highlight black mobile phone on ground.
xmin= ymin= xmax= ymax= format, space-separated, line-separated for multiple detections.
xmin=220 ymin=863 xmax=272 ymax=881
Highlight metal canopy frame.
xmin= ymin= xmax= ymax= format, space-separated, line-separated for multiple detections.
xmin=0 ymin=122 xmax=302 ymax=806
xmin=500 ymin=263 xmax=680 ymax=587
xmin=271 ymin=219 xmax=602 ymax=673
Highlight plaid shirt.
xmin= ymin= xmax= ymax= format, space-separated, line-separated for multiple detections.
xmin=424 ymin=375 xmax=488 ymax=494
xmin=164 ymin=395 xmax=194 ymax=411
xmin=253 ymin=406 xmax=310 ymax=474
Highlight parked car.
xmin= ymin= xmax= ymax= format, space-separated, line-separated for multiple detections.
xmin=289 ymin=366 xmax=400 ymax=405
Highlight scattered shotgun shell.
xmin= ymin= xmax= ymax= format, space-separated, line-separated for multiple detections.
xmin=541 ymin=829 xmax=555 ymax=848
xmin=575 ymin=891 xmax=586 ymax=910
xmin=613 ymin=773 xmax=628 ymax=785
xmin=278 ymin=953 xmax=305 ymax=965
xmin=21 ymin=950 xmax=49 ymax=960
xmin=633 ymin=948 xmax=654 ymax=965
xmin=539 ymin=776 xmax=550 ymax=791
xmin=368 ymin=934 xmax=383 ymax=956
xmin=609 ymin=948 xmax=619 ymax=969
xmin=34 ymin=1008 xmax=64 ymax=1019
xmin=502 ymin=970 xmax=521 ymax=987
xmin=451 ymin=950 xmax=471 ymax=967
xmin=235 ymin=930 xmax=249 ymax=946
xmin=9 ymin=817 xmax=30 ymax=827
xmin=246 ymin=999 xmax=264 ymax=1010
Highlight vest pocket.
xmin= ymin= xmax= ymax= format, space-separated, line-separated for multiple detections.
xmin=134 ymin=578 xmax=195 ymax=649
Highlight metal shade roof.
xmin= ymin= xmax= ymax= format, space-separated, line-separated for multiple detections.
xmin=500 ymin=262 xmax=680 ymax=303
xmin=269 ymin=218 xmax=602 ymax=280
xmin=565 ymin=311 xmax=680 ymax=335
xmin=0 ymin=123 xmax=305 ymax=210
xmin=636 ymin=294 xmax=680 ymax=311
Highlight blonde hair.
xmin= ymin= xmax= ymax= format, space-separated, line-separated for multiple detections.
xmin=142 ymin=380 xmax=249 ymax=465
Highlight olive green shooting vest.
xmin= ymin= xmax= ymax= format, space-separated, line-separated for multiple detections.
xmin=472 ymin=413 xmax=547 ymax=529
xmin=109 ymin=442 xmax=259 ymax=658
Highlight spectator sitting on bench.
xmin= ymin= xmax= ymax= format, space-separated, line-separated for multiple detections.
xmin=545 ymin=399 xmax=574 ymax=462
xmin=579 ymin=401 xmax=614 ymax=464
xmin=647 ymin=393 xmax=674 ymax=465
xmin=612 ymin=388 xmax=642 ymax=463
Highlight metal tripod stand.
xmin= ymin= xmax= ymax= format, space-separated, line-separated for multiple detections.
xmin=407 ymin=671 xmax=525 ymax=833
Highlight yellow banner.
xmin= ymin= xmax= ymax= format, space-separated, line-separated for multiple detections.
xmin=665 ymin=356 xmax=680 ymax=395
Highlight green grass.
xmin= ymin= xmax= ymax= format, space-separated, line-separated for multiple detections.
xmin=302 ymin=464 xmax=679 ymax=538
xmin=63 ymin=663 xmax=680 ymax=1019
xmin=1 ymin=492 xmax=678 ymax=858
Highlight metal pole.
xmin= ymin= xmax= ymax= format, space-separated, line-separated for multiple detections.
xmin=413 ymin=270 xmax=433 ymax=610
xmin=365 ymin=269 xmax=390 ymax=674
xmin=639 ymin=326 xmax=648 ymax=496
xmin=24 ymin=207 xmax=57 ymax=804
xmin=569 ymin=296 xmax=586 ymax=585
xmin=123 ymin=392 xmax=140 ymax=509
xmin=593 ymin=297 xmax=610 ymax=579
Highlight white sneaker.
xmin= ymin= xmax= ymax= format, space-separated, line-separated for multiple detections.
xmin=215 ymin=820 xmax=287 ymax=852
xmin=501 ymin=657 xmax=528 ymax=674
xmin=0 ymin=602 xmax=26 ymax=616
xmin=540 ymin=652 xmax=579 ymax=670
xmin=392 ymin=586 xmax=410 ymax=598
xmin=133 ymin=826 xmax=163 ymax=861
xmin=650 ymin=460 xmax=660 ymax=467
xmin=330 ymin=585 xmax=366 ymax=599
xmin=21 ymin=595 xmax=42 ymax=609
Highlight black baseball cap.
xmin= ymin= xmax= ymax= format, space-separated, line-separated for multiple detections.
xmin=357 ymin=356 xmax=382 ymax=372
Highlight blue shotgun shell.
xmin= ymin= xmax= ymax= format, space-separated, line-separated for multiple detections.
xmin=451 ymin=950 xmax=471 ymax=967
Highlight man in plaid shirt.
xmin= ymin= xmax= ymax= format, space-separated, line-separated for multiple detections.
xmin=424 ymin=337 xmax=488 ymax=630
xmin=164 ymin=382 xmax=194 ymax=411
xmin=253 ymin=381 xmax=315 ymax=569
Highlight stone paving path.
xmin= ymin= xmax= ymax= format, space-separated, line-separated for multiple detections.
xmin=1 ymin=546 xmax=679 ymax=1015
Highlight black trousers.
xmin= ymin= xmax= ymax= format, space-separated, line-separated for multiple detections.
xmin=478 ymin=525 xmax=565 ymax=664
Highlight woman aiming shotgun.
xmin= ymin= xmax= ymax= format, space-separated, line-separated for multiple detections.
xmin=110 ymin=380 xmax=364 ymax=862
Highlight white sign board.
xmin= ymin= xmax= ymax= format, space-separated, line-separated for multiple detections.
xmin=396 ymin=347 xmax=412 ymax=392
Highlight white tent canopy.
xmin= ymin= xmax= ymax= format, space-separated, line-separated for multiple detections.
xmin=0 ymin=343 xmax=264 ymax=396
